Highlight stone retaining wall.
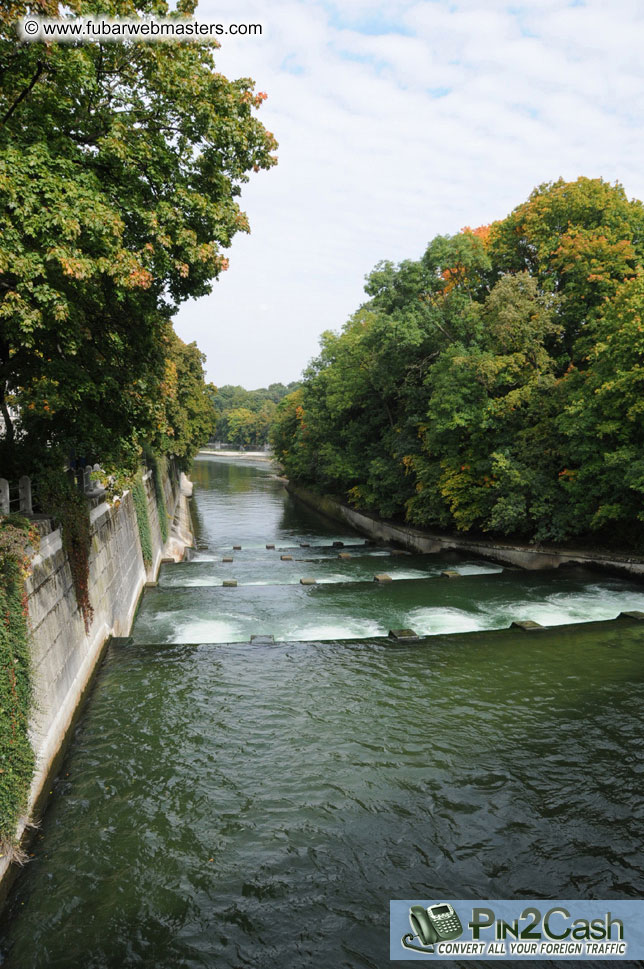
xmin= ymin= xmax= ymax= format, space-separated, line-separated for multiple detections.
xmin=286 ymin=482 xmax=644 ymax=578
xmin=0 ymin=461 xmax=194 ymax=891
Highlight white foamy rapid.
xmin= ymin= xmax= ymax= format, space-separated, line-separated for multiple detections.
xmin=454 ymin=563 xmax=504 ymax=575
xmin=170 ymin=618 xmax=246 ymax=643
xmin=288 ymin=619 xmax=385 ymax=641
xmin=502 ymin=586 xmax=644 ymax=627
xmin=406 ymin=586 xmax=644 ymax=637
xmin=406 ymin=606 xmax=491 ymax=636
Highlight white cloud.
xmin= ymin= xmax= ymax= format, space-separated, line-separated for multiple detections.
xmin=174 ymin=0 xmax=644 ymax=387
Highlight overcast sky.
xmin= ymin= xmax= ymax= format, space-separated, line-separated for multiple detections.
xmin=174 ymin=0 xmax=644 ymax=390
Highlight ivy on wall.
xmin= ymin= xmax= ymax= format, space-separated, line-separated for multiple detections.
xmin=39 ymin=475 xmax=94 ymax=634
xmin=0 ymin=516 xmax=38 ymax=855
xmin=132 ymin=472 xmax=153 ymax=568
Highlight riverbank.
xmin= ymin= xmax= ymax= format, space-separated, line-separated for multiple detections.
xmin=286 ymin=481 xmax=644 ymax=578
xmin=0 ymin=461 xmax=194 ymax=900
xmin=198 ymin=449 xmax=274 ymax=461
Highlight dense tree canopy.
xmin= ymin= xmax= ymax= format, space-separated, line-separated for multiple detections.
xmin=0 ymin=0 xmax=277 ymax=475
xmin=150 ymin=331 xmax=215 ymax=470
xmin=209 ymin=382 xmax=301 ymax=448
xmin=272 ymin=178 xmax=644 ymax=549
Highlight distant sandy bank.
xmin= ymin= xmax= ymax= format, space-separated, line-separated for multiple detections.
xmin=197 ymin=449 xmax=274 ymax=461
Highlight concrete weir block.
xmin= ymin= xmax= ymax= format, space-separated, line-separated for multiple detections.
xmin=280 ymin=555 xmax=293 ymax=561
xmin=374 ymin=573 xmax=392 ymax=583
xmin=511 ymin=620 xmax=544 ymax=631
xmin=619 ymin=610 xmax=644 ymax=621
xmin=250 ymin=635 xmax=275 ymax=645
xmin=222 ymin=579 xmax=237 ymax=588
xmin=441 ymin=570 xmax=461 ymax=579
xmin=332 ymin=541 xmax=344 ymax=548
xmin=222 ymin=556 xmax=233 ymax=563
xmin=300 ymin=577 xmax=316 ymax=585
xmin=299 ymin=542 xmax=310 ymax=547
xmin=389 ymin=628 xmax=420 ymax=642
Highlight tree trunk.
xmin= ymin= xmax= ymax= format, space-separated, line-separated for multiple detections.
xmin=0 ymin=381 xmax=14 ymax=445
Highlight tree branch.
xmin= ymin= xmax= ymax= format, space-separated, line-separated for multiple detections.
xmin=1 ymin=61 xmax=46 ymax=127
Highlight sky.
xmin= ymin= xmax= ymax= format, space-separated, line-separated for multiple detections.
xmin=174 ymin=0 xmax=644 ymax=389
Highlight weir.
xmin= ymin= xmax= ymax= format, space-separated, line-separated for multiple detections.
xmin=1 ymin=454 xmax=643 ymax=968
xmin=131 ymin=457 xmax=644 ymax=645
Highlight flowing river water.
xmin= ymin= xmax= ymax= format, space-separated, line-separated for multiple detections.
xmin=1 ymin=455 xmax=644 ymax=968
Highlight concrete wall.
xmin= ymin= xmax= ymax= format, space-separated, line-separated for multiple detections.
xmin=287 ymin=482 xmax=644 ymax=578
xmin=0 ymin=461 xmax=194 ymax=888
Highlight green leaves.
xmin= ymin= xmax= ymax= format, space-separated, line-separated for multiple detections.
xmin=274 ymin=179 xmax=644 ymax=550
xmin=150 ymin=331 xmax=216 ymax=471
xmin=0 ymin=0 xmax=277 ymax=472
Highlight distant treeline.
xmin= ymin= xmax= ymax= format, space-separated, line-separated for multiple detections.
xmin=209 ymin=382 xmax=301 ymax=448
xmin=271 ymin=178 xmax=644 ymax=549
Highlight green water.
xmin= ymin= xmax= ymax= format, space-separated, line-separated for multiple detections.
xmin=1 ymin=456 xmax=643 ymax=968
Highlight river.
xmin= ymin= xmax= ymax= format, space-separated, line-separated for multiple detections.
xmin=1 ymin=455 xmax=643 ymax=968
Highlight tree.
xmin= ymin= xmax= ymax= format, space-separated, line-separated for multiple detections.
xmin=152 ymin=331 xmax=216 ymax=470
xmin=488 ymin=177 xmax=644 ymax=360
xmin=225 ymin=407 xmax=258 ymax=449
xmin=270 ymin=388 xmax=310 ymax=478
xmin=408 ymin=273 xmax=563 ymax=536
xmin=556 ymin=273 xmax=644 ymax=541
xmin=210 ymin=381 xmax=298 ymax=446
xmin=0 ymin=0 xmax=277 ymax=474
xmin=274 ymin=180 xmax=644 ymax=549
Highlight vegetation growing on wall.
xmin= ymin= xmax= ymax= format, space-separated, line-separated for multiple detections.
xmin=131 ymin=473 xmax=153 ymax=569
xmin=39 ymin=474 xmax=94 ymax=633
xmin=0 ymin=516 xmax=38 ymax=854
xmin=272 ymin=178 xmax=644 ymax=550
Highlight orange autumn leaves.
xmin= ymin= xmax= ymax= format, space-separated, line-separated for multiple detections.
xmin=440 ymin=225 xmax=492 ymax=294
